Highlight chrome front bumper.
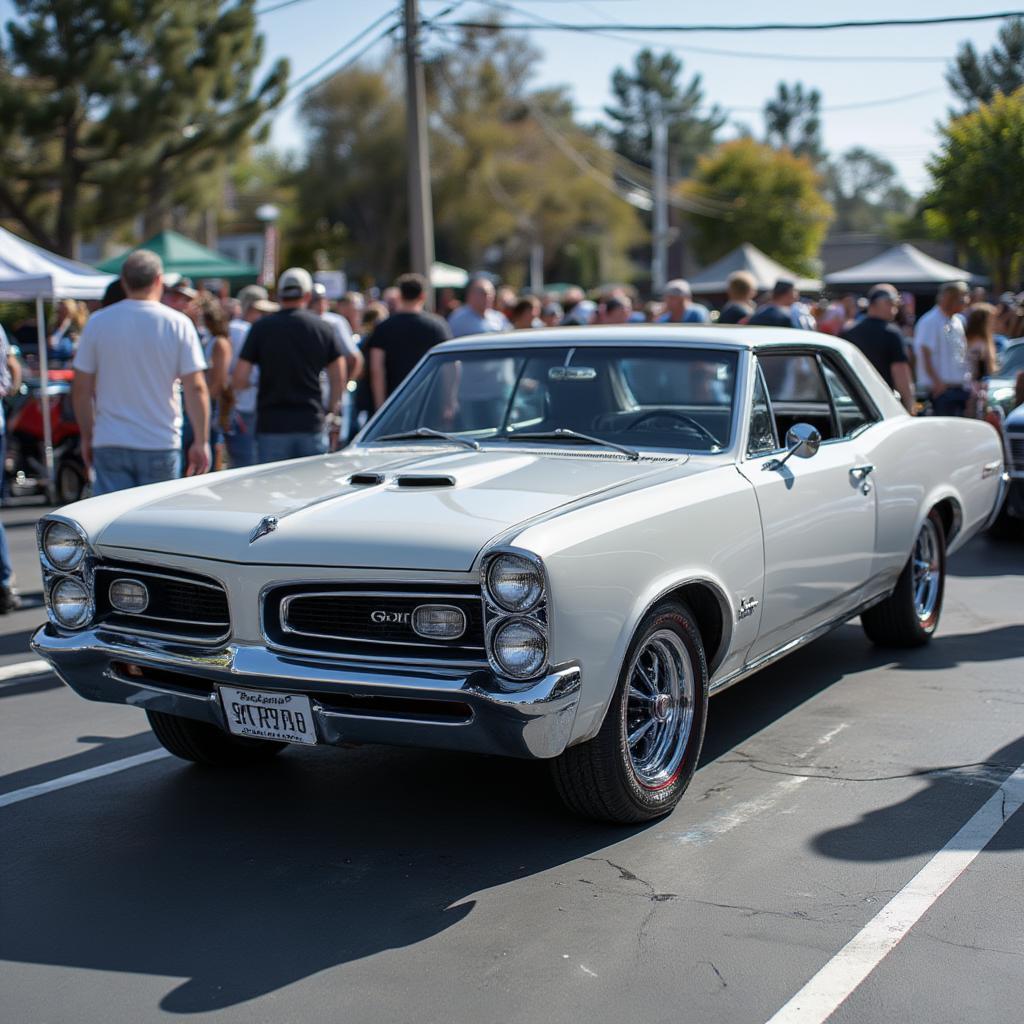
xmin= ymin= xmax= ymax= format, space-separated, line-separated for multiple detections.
xmin=31 ymin=626 xmax=582 ymax=760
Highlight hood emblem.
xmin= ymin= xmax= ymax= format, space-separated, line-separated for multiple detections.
xmin=249 ymin=515 xmax=279 ymax=544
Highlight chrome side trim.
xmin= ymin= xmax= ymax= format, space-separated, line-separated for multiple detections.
xmin=709 ymin=589 xmax=892 ymax=694
xmin=983 ymin=471 xmax=1012 ymax=530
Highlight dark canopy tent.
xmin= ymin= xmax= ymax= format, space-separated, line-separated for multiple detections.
xmin=824 ymin=243 xmax=987 ymax=291
xmin=98 ymin=230 xmax=257 ymax=282
xmin=689 ymin=243 xmax=822 ymax=296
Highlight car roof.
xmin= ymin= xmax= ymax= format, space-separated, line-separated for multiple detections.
xmin=433 ymin=324 xmax=851 ymax=354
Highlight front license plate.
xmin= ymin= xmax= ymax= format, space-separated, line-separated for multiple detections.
xmin=219 ymin=686 xmax=317 ymax=745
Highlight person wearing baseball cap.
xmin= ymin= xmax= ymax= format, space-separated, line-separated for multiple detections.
xmin=231 ymin=267 xmax=347 ymax=463
xmin=841 ymin=284 xmax=914 ymax=412
xmin=225 ymin=285 xmax=279 ymax=467
xmin=657 ymin=279 xmax=709 ymax=324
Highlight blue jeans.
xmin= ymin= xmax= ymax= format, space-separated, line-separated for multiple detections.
xmin=92 ymin=447 xmax=180 ymax=496
xmin=256 ymin=433 xmax=327 ymax=464
xmin=932 ymin=386 xmax=970 ymax=417
xmin=226 ymin=410 xmax=257 ymax=469
xmin=0 ymin=522 xmax=11 ymax=586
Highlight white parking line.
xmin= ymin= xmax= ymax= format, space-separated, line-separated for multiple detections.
xmin=0 ymin=658 xmax=52 ymax=685
xmin=0 ymin=749 xmax=171 ymax=808
xmin=765 ymin=764 xmax=1024 ymax=1024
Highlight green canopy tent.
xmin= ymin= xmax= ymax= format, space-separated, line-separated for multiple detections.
xmin=97 ymin=230 xmax=257 ymax=284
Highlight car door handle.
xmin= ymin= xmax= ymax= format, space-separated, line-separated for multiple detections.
xmin=849 ymin=464 xmax=875 ymax=481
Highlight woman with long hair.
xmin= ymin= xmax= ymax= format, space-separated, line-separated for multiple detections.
xmin=964 ymin=302 xmax=998 ymax=417
xmin=185 ymin=295 xmax=232 ymax=470
xmin=49 ymin=299 xmax=88 ymax=365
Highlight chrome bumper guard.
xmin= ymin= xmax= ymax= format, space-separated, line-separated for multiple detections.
xmin=31 ymin=626 xmax=582 ymax=760
xmin=983 ymin=471 xmax=1012 ymax=530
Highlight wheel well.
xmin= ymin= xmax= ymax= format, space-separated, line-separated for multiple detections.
xmin=662 ymin=581 xmax=727 ymax=674
xmin=931 ymin=497 xmax=962 ymax=544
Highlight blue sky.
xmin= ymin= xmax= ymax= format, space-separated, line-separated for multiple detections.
xmin=0 ymin=0 xmax=1010 ymax=193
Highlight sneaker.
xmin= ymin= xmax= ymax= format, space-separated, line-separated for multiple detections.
xmin=0 ymin=586 xmax=21 ymax=614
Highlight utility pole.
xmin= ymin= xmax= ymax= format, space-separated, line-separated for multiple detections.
xmin=651 ymin=108 xmax=668 ymax=294
xmin=403 ymin=0 xmax=435 ymax=303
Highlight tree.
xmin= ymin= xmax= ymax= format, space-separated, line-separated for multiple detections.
xmin=926 ymin=88 xmax=1024 ymax=291
xmin=764 ymin=82 xmax=823 ymax=162
xmin=0 ymin=1 xmax=287 ymax=255
xmin=947 ymin=16 xmax=1024 ymax=110
xmin=826 ymin=147 xmax=913 ymax=234
xmin=605 ymin=49 xmax=725 ymax=176
xmin=294 ymin=65 xmax=408 ymax=280
xmin=681 ymin=139 xmax=832 ymax=276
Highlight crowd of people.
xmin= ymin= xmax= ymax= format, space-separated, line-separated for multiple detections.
xmin=0 ymin=254 xmax=1021 ymax=500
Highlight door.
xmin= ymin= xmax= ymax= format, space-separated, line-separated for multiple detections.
xmin=739 ymin=351 xmax=879 ymax=660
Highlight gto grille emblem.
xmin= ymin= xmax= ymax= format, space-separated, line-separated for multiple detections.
xmin=371 ymin=610 xmax=411 ymax=624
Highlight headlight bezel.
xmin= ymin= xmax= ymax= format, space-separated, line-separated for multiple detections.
xmin=487 ymin=614 xmax=549 ymax=680
xmin=48 ymin=575 xmax=94 ymax=629
xmin=483 ymin=550 xmax=546 ymax=614
xmin=481 ymin=547 xmax=551 ymax=682
xmin=38 ymin=517 xmax=90 ymax=573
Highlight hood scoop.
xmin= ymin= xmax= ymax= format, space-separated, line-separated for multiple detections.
xmin=349 ymin=472 xmax=385 ymax=486
xmin=395 ymin=474 xmax=456 ymax=489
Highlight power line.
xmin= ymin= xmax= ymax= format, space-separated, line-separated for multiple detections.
xmin=724 ymin=87 xmax=944 ymax=115
xmin=279 ymin=13 xmax=402 ymax=111
xmin=447 ymin=11 xmax=1024 ymax=32
xmin=256 ymin=0 xmax=317 ymax=15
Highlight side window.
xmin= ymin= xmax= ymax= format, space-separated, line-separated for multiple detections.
xmin=757 ymin=352 xmax=836 ymax=442
xmin=821 ymin=357 xmax=878 ymax=438
xmin=747 ymin=362 xmax=778 ymax=455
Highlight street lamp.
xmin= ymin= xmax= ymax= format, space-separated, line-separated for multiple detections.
xmin=255 ymin=204 xmax=280 ymax=289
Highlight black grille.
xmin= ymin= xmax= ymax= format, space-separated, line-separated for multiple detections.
xmin=265 ymin=583 xmax=486 ymax=662
xmin=1008 ymin=434 xmax=1024 ymax=474
xmin=94 ymin=562 xmax=229 ymax=642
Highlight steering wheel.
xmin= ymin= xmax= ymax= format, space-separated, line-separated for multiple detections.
xmin=621 ymin=410 xmax=722 ymax=449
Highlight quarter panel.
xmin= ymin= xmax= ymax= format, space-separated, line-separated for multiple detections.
xmin=512 ymin=464 xmax=763 ymax=744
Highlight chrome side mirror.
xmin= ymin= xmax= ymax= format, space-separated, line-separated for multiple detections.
xmin=763 ymin=423 xmax=821 ymax=471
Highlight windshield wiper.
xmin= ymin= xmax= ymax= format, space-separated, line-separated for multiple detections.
xmin=375 ymin=427 xmax=480 ymax=451
xmin=501 ymin=428 xmax=640 ymax=461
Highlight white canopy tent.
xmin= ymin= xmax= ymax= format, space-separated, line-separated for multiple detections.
xmin=689 ymin=243 xmax=822 ymax=296
xmin=824 ymin=243 xmax=987 ymax=289
xmin=0 ymin=226 xmax=115 ymax=496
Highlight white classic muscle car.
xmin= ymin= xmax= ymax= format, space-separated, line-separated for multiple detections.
xmin=33 ymin=327 xmax=1007 ymax=822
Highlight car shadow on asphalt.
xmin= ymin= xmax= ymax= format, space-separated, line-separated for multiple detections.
xmin=810 ymin=734 xmax=1024 ymax=863
xmin=0 ymin=743 xmax=654 ymax=1013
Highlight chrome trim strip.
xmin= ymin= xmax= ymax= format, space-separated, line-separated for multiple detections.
xmin=112 ymin=611 xmax=229 ymax=629
xmin=97 ymin=621 xmax=232 ymax=647
xmin=983 ymin=471 xmax=1012 ymax=530
xmin=710 ymin=590 xmax=892 ymax=694
xmin=311 ymin=702 xmax=472 ymax=728
xmin=93 ymin=565 xmax=226 ymax=591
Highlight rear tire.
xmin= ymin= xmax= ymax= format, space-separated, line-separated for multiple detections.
xmin=146 ymin=710 xmax=287 ymax=766
xmin=861 ymin=508 xmax=946 ymax=648
xmin=551 ymin=601 xmax=708 ymax=823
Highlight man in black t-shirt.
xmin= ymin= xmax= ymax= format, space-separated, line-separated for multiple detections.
xmin=717 ymin=270 xmax=757 ymax=324
xmin=232 ymin=267 xmax=346 ymax=463
xmin=365 ymin=273 xmax=452 ymax=410
xmin=841 ymin=284 xmax=914 ymax=412
xmin=748 ymin=280 xmax=800 ymax=328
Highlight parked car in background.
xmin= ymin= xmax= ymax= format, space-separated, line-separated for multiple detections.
xmin=32 ymin=328 xmax=1006 ymax=823
xmin=985 ymin=339 xmax=1024 ymax=419
xmin=990 ymin=401 xmax=1024 ymax=538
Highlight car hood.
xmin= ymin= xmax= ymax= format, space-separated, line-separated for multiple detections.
xmin=95 ymin=446 xmax=684 ymax=571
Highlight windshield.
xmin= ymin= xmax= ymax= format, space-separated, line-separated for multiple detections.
xmin=998 ymin=343 xmax=1024 ymax=376
xmin=362 ymin=345 xmax=739 ymax=453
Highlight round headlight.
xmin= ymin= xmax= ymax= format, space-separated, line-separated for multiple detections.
xmin=50 ymin=577 xmax=92 ymax=629
xmin=43 ymin=520 xmax=87 ymax=571
xmin=486 ymin=553 xmax=543 ymax=612
xmin=109 ymin=578 xmax=149 ymax=614
xmin=491 ymin=618 xmax=547 ymax=679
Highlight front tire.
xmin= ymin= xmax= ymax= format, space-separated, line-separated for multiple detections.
xmin=146 ymin=710 xmax=287 ymax=765
xmin=551 ymin=602 xmax=709 ymax=823
xmin=861 ymin=508 xmax=946 ymax=647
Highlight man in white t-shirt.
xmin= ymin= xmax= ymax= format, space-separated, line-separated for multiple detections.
xmin=227 ymin=285 xmax=278 ymax=468
xmin=913 ymin=280 xmax=971 ymax=416
xmin=72 ymin=249 xmax=211 ymax=496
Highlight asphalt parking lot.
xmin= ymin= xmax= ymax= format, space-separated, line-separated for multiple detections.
xmin=1 ymin=504 xmax=1022 ymax=1024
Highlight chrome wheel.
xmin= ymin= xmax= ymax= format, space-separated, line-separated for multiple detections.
xmin=623 ymin=629 xmax=695 ymax=790
xmin=912 ymin=518 xmax=941 ymax=623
